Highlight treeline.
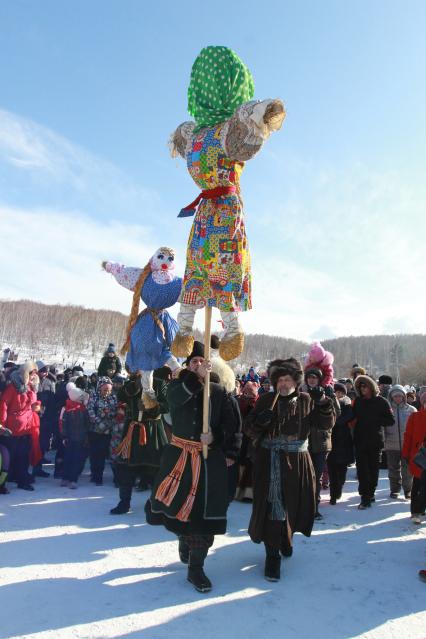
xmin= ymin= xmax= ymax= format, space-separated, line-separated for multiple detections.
xmin=0 ymin=299 xmax=127 ymax=363
xmin=1 ymin=299 xmax=425 ymax=384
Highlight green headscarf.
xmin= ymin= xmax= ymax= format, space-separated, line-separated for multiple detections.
xmin=188 ymin=46 xmax=255 ymax=133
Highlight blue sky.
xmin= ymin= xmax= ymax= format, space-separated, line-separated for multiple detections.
xmin=0 ymin=0 xmax=425 ymax=340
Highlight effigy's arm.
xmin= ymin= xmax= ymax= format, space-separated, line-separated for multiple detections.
xmin=169 ymin=121 xmax=196 ymax=159
xmin=224 ymin=99 xmax=286 ymax=161
xmin=101 ymin=261 xmax=143 ymax=292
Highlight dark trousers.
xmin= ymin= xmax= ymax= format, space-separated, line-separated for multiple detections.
xmin=3 ymin=435 xmax=31 ymax=486
xmin=0 ymin=442 xmax=10 ymax=486
xmin=115 ymin=464 xmax=155 ymax=505
xmin=411 ymin=474 xmax=426 ymax=515
xmin=63 ymin=441 xmax=87 ymax=483
xmin=88 ymin=432 xmax=111 ymax=483
xmin=328 ymin=462 xmax=348 ymax=500
xmin=355 ymin=446 xmax=381 ymax=498
xmin=310 ymin=451 xmax=328 ymax=506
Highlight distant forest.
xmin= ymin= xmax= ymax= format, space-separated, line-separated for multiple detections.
xmin=1 ymin=299 xmax=425 ymax=384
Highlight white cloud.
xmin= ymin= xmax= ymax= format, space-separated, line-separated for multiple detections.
xmin=0 ymin=109 xmax=158 ymax=216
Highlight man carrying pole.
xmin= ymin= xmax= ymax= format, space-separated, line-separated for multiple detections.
xmin=145 ymin=336 xmax=241 ymax=592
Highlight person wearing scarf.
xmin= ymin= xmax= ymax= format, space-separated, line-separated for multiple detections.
xmin=0 ymin=361 xmax=38 ymax=490
xmin=169 ymin=45 xmax=285 ymax=362
xmin=145 ymin=340 xmax=240 ymax=593
xmin=244 ymin=358 xmax=334 ymax=582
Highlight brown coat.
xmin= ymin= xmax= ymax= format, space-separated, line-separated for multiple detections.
xmin=244 ymin=390 xmax=334 ymax=549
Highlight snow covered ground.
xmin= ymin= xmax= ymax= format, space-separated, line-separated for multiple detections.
xmin=1 ymin=462 xmax=425 ymax=639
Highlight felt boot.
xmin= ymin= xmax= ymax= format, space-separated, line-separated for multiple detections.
xmin=187 ymin=548 xmax=212 ymax=593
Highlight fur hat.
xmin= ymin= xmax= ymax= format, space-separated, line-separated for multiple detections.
xmin=66 ymin=382 xmax=89 ymax=405
xmin=351 ymin=365 xmax=366 ymax=378
xmin=210 ymin=357 xmax=236 ymax=393
xmin=378 ymin=375 xmax=393 ymax=385
xmin=304 ymin=342 xmax=334 ymax=387
xmin=354 ymin=374 xmax=379 ymax=397
xmin=19 ymin=360 xmax=37 ymax=385
xmin=267 ymin=358 xmax=303 ymax=389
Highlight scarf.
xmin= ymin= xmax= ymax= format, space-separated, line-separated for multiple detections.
xmin=188 ymin=46 xmax=255 ymax=133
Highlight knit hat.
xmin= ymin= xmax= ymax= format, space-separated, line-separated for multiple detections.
xmin=267 ymin=358 xmax=303 ymax=389
xmin=304 ymin=367 xmax=323 ymax=383
xmin=378 ymin=375 xmax=393 ymax=385
xmin=107 ymin=343 xmax=116 ymax=354
xmin=334 ymin=382 xmax=347 ymax=395
xmin=97 ymin=376 xmax=113 ymax=390
xmin=36 ymin=360 xmax=48 ymax=372
xmin=351 ymin=365 xmax=366 ymax=378
xmin=389 ymin=384 xmax=406 ymax=401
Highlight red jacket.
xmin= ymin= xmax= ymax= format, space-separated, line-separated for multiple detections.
xmin=402 ymin=408 xmax=426 ymax=479
xmin=0 ymin=383 xmax=37 ymax=436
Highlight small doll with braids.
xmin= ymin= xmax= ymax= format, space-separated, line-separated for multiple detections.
xmin=102 ymin=247 xmax=182 ymax=407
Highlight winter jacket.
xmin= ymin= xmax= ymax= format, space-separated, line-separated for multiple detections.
xmin=0 ymin=379 xmax=36 ymax=436
xmin=402 ymin=408 xmax=426 ymax=479
xmin=37 ymin=374 xmax=57 ymax=425
xmin=97 ymin=355 xmax=122 ymax=379
xmin=327 ymin=396 xmax=354 ymax=466
xmin=385 ymin=385 xmax=417 ymax=451
xmin=308 ymin=392 xmax=337 ymax=453
xmin=62 ymin=400 xmax=90 ymax=444
xmin=352 ymin=375 xmax=395 ymax=450
xmin=87 ymin=382 xmax=118 ymax=435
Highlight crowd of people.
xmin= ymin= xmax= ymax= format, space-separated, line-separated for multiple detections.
xmin=0 ymin=342 xmax=425 ymax=590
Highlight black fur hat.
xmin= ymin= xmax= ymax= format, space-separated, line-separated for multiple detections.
xmin=185 ymin=336 xmax=221 ymax=365
xmin=267 ymin=357 xmax=303 ymax=388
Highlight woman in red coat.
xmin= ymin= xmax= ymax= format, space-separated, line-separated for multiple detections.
xmin=0 ymin=361 xmax=38 ymax=490
xmin=402 ymin=389 xmax=426 ymax=523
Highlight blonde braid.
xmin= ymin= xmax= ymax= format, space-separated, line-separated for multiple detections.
xmin=120 ymin=262 xmax=152 ymax=355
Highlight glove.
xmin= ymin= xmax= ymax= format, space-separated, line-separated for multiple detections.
xmin=309 ymin=386 xmax=325 ymax=404
xmin=257 ymin=409 xmax=274 ymax=426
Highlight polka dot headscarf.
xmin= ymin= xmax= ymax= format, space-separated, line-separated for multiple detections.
xmin=188 ymin=46 xmax=255 ymax=133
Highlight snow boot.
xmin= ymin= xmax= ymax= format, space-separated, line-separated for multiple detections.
xmin=358 ymin=497 xmax=371 ymax=510
xmin=187 ymin=549 xmax=212 ymax=593
xmin=110 ymin=500 xmax=131 ymax=515
xmin=264 ymin=544 xmax=281 ymax=581
xmin=178 ymin=538 xmax=190 ymax=564
xmin=280 ymin=537 xmax=293 ymax=558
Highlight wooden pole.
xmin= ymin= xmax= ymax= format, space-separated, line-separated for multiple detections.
xmin=202 ymin=305 xmax=212 ymax=459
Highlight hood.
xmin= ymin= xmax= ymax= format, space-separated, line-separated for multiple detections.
xmin=354 ymin=374 xmax=379 ymax=397
xmin=389 ymin=384 xmax=407 ymax=404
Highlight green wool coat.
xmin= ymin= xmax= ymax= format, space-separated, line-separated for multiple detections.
xmin=146 ymin=369 xmax=240 ymax=535
xmin=115 ymin=376 xmax=169 ymax=469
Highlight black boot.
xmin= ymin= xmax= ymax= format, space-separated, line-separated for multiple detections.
xmin=187 ymin=548 xmax=212 ymax=593
xmin=264 ymin=544 xmax=281 ymax=581
xmin=280 ymin=536 xmax=293 ymax=558
xmin=110 ymin=500 xmax=131 ymax=515
xmin=178 ymin=538 xmax=190 ymax=564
